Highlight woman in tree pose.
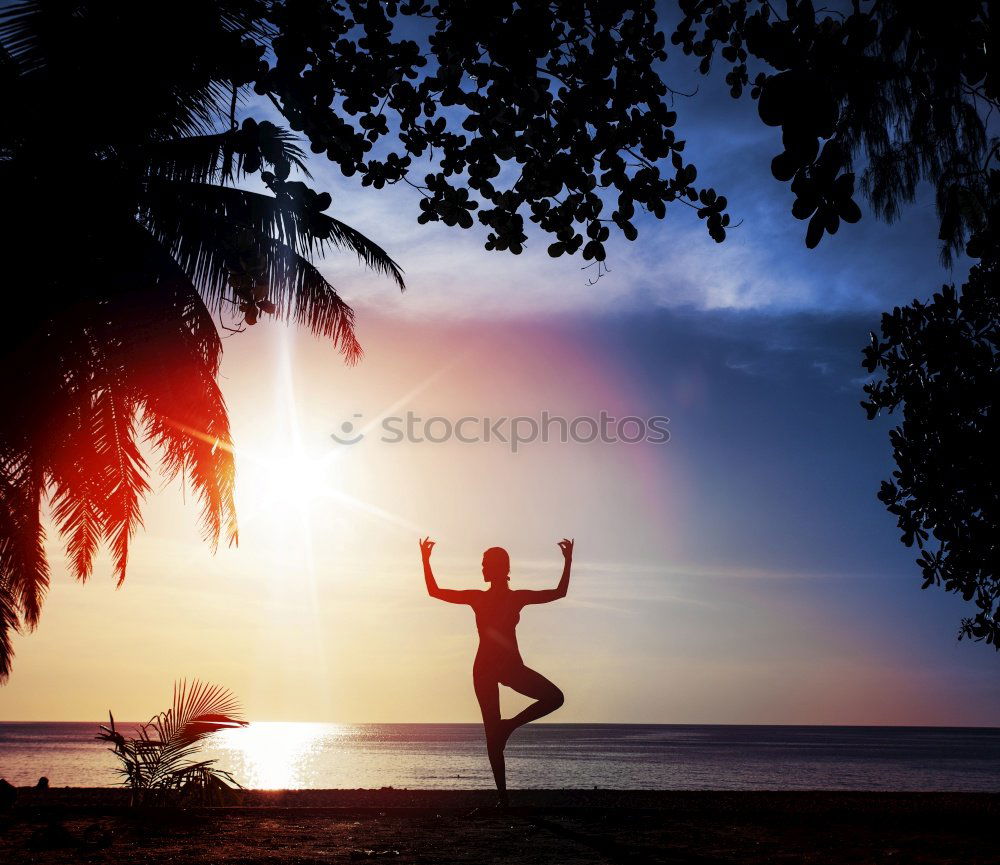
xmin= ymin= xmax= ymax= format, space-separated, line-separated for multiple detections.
xmin=420 ymin=536 xmax=573 ymax=807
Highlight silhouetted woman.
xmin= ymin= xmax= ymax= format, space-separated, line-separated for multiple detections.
xmin=420 ymin=536 xmax=573 ymax=807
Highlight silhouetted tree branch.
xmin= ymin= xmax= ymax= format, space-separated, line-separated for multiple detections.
xmin=672 ymin=0 xmax=995 ymax=262
xmin=251 ymin=0 xmax=732 ymax=257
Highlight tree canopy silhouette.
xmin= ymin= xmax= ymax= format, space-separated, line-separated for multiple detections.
xmin=675 ymin=0 xmax=998 ymax=648
xmin=861 ymin=195 xmax=999 ymax=649
xmin=252 ymin=0 xmax=732 ymax=257
xmin=673 ymin=0 xmax=994 ymax=260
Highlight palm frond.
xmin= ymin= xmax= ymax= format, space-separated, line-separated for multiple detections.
xmin=140 ymin=186 xmax=369 ymax=361
xmin=48 ymin=452 xmax=105 ymax=583
xmin=143 ymin=178 xmax=405 ymax=289
xmin=142 ymin=125 xmax=310 ymax=186
xmin=268 ymin=241 xmax=364 ymax=362
xmin=0 ymin=0 xmax=51 ymax=76
xmin=141 ymin=400 xmax=238 ymax=551
xmin=323 ymin=212 xmax=406 ymax=291
xmin=115 ymin=236 xmax=238 ymax=548
xmin=154 ymin=679 xmax=244 ymax=747
xmin=0 ymin=577 xmax=19 ymax=682
xmin=91 ymin=385 xmax=150 ymax=585
xmin=38 ymin=250 xmax=233 ymax=578
xmin=41 ymin=326 xmax=107 ymax=582
xmin=0 ymin=445 xmax=48 ymax=681
xmin=0 ymin=1 xmax=271 ymax=139
xmin=137 ymin=678 xmax=244 ymax=788
xmin=0 ymin=451 xmax=49 ymax=629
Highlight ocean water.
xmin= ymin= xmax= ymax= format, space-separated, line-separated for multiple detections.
xmin=1 ymin=722 xmax=999 ymax=791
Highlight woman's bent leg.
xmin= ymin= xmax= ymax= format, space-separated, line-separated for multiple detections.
xmin=473 ymin=666 xmax=508 ymax=805
xmin=501 ymin=664 xmax=564 ymax=734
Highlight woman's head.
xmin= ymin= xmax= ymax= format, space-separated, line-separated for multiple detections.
xmin=482 ymin=547 xmax=511 ymax=582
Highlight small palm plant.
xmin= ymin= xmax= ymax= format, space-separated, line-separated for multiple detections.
xmin=97 ymin=680 xmax=247 ymax=807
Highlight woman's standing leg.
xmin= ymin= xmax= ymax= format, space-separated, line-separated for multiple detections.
xmin=473 ymin=666 xmax=508 ymax=805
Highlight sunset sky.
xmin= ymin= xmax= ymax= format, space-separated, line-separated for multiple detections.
xmin=2 ymin=27 xmax=998 ymax=727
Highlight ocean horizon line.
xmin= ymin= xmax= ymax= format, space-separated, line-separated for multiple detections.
xmin=3 ymin=720 xmax=999 ymax=729
xmin=5 ymin=720 xmax=1000 ymax=792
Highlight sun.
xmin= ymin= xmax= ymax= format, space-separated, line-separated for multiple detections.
xmin=234 ymin=443 xmax=334 ymax=517
xmin=263 ymin=452 xmax=327 ymax=506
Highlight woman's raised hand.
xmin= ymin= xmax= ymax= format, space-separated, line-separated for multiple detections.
xmin=558 ymin=538 xmax=574 ymax=560
xmin=420 ymin=536 xmax=436 ymax=560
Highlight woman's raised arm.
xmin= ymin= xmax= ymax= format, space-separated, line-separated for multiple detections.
xmin=518 ymin=538 xmax=574 ymax=605
xmin=421 ymin=536 xmax=478 ymax=604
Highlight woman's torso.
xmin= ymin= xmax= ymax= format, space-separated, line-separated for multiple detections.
xmin=472 ymin=588 xmax=522 ymax=669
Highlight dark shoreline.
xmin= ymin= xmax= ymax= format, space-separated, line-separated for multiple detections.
xmin=4 ymin=789 xmax=999 ymax=864
xmin=9 ymin=786 xmax=1000 ymax=810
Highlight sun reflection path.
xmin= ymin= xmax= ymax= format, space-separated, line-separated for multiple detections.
xmin=207 ymin=722 xmax=340 ymax=789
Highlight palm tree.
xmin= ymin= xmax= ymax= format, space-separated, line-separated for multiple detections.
xmin=0 ymin=0 xmax=405 ymax=679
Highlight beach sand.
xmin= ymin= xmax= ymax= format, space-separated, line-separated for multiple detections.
xmin=2 ymin=789 xmax=998 ymax=864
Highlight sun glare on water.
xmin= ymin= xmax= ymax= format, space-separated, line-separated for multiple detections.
xmin=207 ymin=722 xmax=342 ymax=789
